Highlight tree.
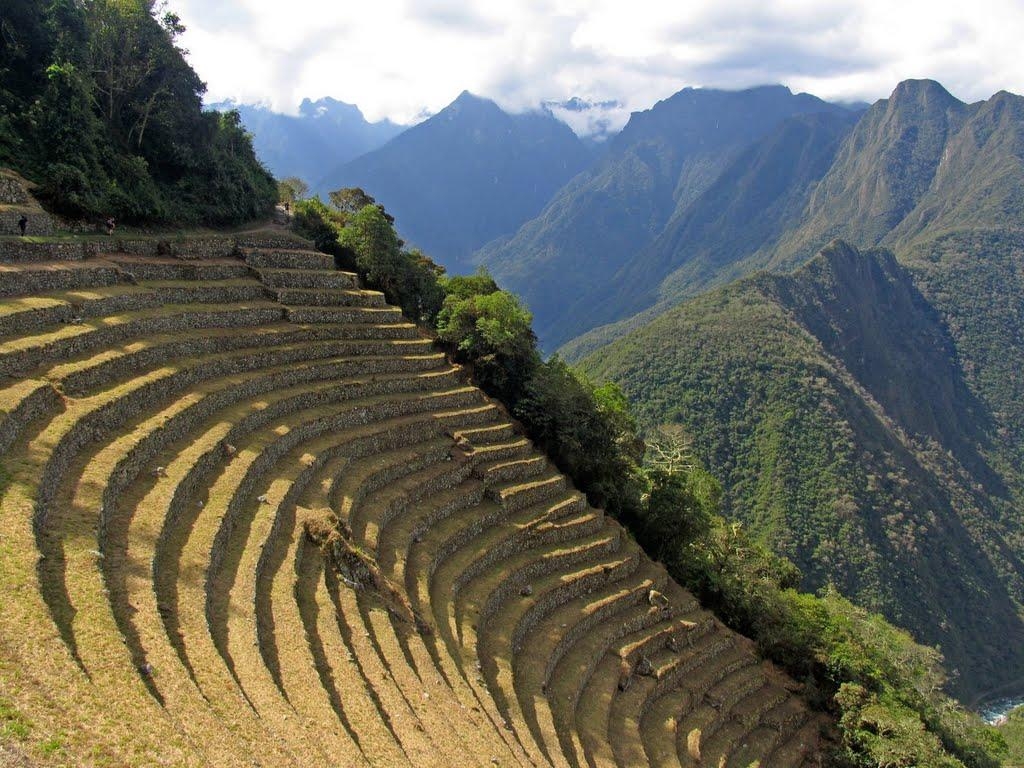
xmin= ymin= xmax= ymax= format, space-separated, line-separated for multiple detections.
xmin=338 ymin=204 xmax=404 ymax=293
xmin=0 ymin=0 xmax=274 ymax=224
xmin=514 ymin=358 xmax=644 ymax=517
xmin=328 ymin=187 xmax=394 ymax=222
xmin=436 ymin=277 xmax=538 ymax=404
xmin=278 ymin=176 xmax=309 ymax=202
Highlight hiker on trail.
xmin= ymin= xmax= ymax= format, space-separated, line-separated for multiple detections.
xmin=105 ymin=216 xmax=116 ymax=236
xmin=284 ymin=201 xmax=290 ymax=213
xmin=17 ymin=215 xmax=27 ymax=236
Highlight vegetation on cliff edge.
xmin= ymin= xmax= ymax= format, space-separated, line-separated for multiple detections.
xmin=0 ymin=0 xmax=275 ymax=225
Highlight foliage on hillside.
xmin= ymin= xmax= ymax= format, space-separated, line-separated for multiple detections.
xmin=0 ymin=0 xmax=275 ymax=225
xmin=901 ymin=231 xmax=1024 ymax=493
xmin=634 ymin=432 xmax=1004 ymax=768
xmin=1001 ymin=706 xmax=1024 ymax=767
xmin=580 ymin=242 xmax=1024 ymax=701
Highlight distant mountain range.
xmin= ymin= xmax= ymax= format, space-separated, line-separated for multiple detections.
xmin=221 ymin=79 xmax=1024 ymax=698
xmin=210 ymin=97 xmax=403 ymax=184
xmin=473 ymin=85 xmax=860 ymax=348
xmin=318 ymin=91 xmax=596 ymax=271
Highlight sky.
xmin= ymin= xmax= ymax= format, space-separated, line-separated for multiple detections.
xmin=173 ymin=0 xmax=1024 ymax=132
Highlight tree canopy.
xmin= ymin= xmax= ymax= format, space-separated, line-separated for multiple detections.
xmin=0 ymin=0 xmax=276 ymax=225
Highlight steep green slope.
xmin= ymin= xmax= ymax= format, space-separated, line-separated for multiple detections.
xmin=580 ymin=241 xmax=1024 ymax=699
xmin=0 ymin=0 xmax=275 ymax=225
xmin=474 ymin=85 xmax=850 ymax=347
xmin=322 ymin=91 xmax=593 ymax=271
xmin=901 ymin=232 xmax=1024 ymax=462
xmin=1002 ymin=706 xmax=1024 ymax=766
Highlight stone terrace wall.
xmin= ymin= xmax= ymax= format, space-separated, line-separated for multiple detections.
xmin=0 ymin=174 xmax=29 ymax=205
xmin=0 ymin=239 xmax=93 ymax=263
xmin=0 ymin=209 xmax=55 ymax=237
xmin=0 ymin=231 xmax=316 ymax=264
xmin=0 ymin=169 xmax=55 ymax=236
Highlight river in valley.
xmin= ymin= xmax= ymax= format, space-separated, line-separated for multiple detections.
xmin=980 ymin=696 xmax=1024 ymax=725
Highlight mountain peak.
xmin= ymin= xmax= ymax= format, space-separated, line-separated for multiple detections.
xmin=441 ymin=90 xmax=504 ymax=119
xmin=452 ymin=89 xmax=490 ymax=106
xmin=888 ymin=79 xmax=962 ymax=110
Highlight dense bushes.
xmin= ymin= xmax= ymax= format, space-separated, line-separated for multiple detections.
xmin=514 ymin=358 xmax=645 ymax=519
xmin=292 ymin=195 xmax=445 ymax=323
xmin=0 ymin=0 xmax=275 ymax=225
xmin=436 ymin=273 xmax=536 ymax=403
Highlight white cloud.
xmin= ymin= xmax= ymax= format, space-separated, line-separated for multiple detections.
xmin=173 ymin=0 xmax=1024 ymax=128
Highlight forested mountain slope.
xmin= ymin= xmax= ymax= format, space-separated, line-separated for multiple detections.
xmin=474 ymin=85 xmax=852 ymax=348
xmin=0 ymin=0 xmax=274 ymax=225
xmin=565 ymin=80 xmax=1024 ymax=364
xmin=581 ymin=241 xmax=1024 ymax=700
xmin=767 ymin=80 xmax=1024 ymax=265
xmin=321 ymin=91 xmax=593 ymax=271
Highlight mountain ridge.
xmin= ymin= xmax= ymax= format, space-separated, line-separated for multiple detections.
xmin=321 ymin=91 xmax=594 ymax=270
xmin=473 ymin=84 xmax=855 ymax=348
xmin=580 ymin=240 xmax=1024 ymax=699
xmin=212 ymin=97 xmax=404 ymax=185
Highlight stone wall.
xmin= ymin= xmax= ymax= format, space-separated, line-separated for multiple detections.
xmin=0 ymin=208 xmax=55 ymax=237
xmin=0 ymin=172 xmax=30 ymax=205
xmin=0 ymin=239 xmax=94 ymax=263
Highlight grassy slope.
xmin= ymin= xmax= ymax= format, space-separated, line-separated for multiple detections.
xmin=580 ymin=242 xmax=1024 ymax=699
xmin=1003 ymin=707 xmax=1024 ymax=767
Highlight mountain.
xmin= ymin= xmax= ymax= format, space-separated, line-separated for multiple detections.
xmin=580 ymin=241 xmax=1024 ymax=699
xmin=211 ymin=97 xmax=403 ymax=184
xmin=473 ymin=85 xmax=854 ymax=348
xmin=319 ymin=91 xmax=594 ymax=270
xmin=557 ymin=108 xmax=860 ymax=350
xmin=759 ymin=81 xmax=1024 ymax=267
xmin=564 ymin=80 xmax=1024 ymax=357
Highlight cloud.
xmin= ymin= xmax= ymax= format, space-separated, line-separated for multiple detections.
xmin=173 ymin=0 xmax=1024 ymax=130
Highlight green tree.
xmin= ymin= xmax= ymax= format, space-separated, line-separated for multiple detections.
xmin=338 ymin=204 xmax=405 ymax=295
xmin=328 ymin=187 xmax=392 ymax=222
xmin=436 ymin=275 xmax=538 ymax=403
xmin=514 ymin=358 xmax=643 ymax=517
xmin=279 ymin=176 xmax=309 ymax=203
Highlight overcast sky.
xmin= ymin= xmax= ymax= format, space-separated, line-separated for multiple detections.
xmin=173 ymin=0 xmax=1024 ymax=130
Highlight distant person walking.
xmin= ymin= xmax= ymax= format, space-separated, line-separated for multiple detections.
xmin=17 ymin=215 xmax=27 ymax=236
xmin=105 ymin=216 xmax=116 ymax=236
